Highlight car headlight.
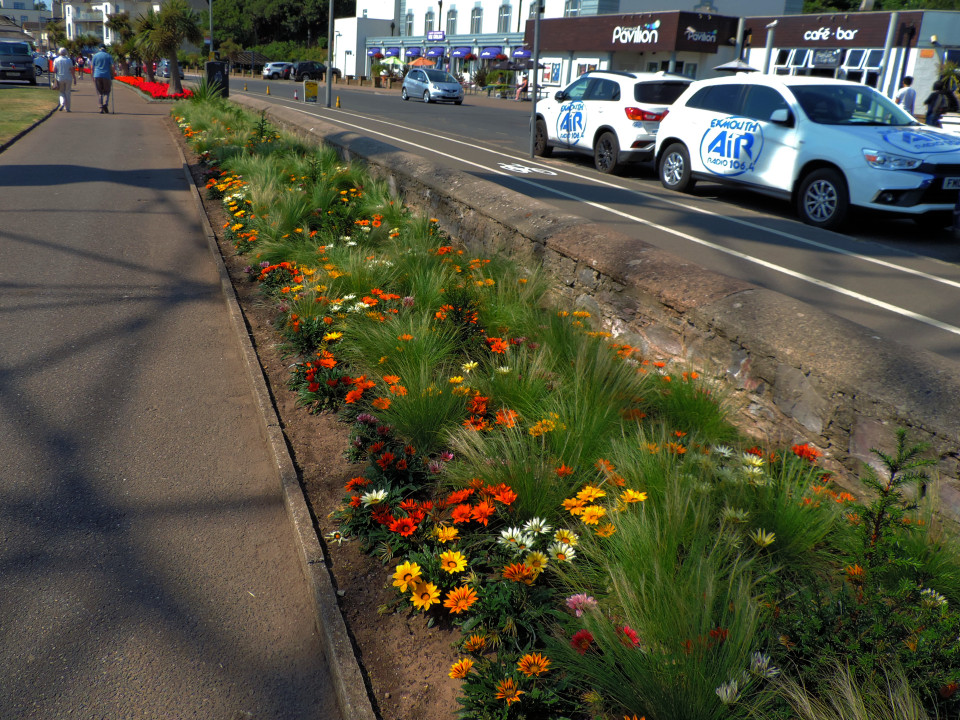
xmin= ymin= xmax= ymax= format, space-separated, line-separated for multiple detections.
xmin=862 ymin=149 xmax=922 ymax=170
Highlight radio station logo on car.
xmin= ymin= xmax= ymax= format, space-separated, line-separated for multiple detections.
xmin=557 ymin=101 xmax=587 ymax=143
xmin=612 ymin=19 xmax=660 ymax=44
xmin=684 ymin=26 xmax=717 ymax=43
xmin=699 ymin=117 xmax=763 ymax=177
xmin=881 ymin=129 xmax=960 ymax=155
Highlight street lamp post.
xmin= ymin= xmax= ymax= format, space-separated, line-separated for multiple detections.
xmin=528 ymin=0 xmax=542 ymax=158
xmin=208 ymin=0 xmax=213 ymax=59
xmin=325 ymin=0 xmax=334 ymax=107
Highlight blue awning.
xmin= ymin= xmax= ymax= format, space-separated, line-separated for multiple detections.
xmin=451 ymin=46 xmax=472 ymax=58
xmin=426 ymin=46 xmax=445 ymax=58
xmin=405 ymin=47 xmax=422 ymax=58
xmin=367 ymin=48 xmax=382 ymax=57
xmin=480 ymin=46 xmax=502 ymax=59
xmin=512 ymin=48 xmax=531 ymax=58
xmin=384 ymin=47 xmax=400 ymax=57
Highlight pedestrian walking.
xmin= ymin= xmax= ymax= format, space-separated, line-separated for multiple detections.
xmin=75 ymin=54 xmax=84 ymax=80
xmin=91 ymin=45 xmax=114 ymax=114
xmin=894 ymin=75 xmax=916 ymax=116
xmin=53 ymin=47 xmax=77 ymax=112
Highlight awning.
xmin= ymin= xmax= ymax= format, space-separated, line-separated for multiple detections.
xmin=367 ymin=48 xmax=383 ymax=57
xmin=384 ymin=47 xmax=400 ymax=57
xmin=511 ymin=48 xmax=531 ymax=58
xmin=426 ymin=46 xmax=445 ymax=58
xmin=405 ymin=47 xmax=422 ymax=58
xmin=479 ymin=46 xmax=502 ymax=59
xmin=451 ymin=46 xmax=472 ymax=58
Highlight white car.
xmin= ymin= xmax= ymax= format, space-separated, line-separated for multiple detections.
xmin=262 ymin=61 xmax=292 ymax=79
xmin=534 ymin=71 xmax=692 ymax=174
xmin=655 ymin=74 xmax=960 ymax=230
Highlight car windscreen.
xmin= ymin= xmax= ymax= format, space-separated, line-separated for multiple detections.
xmin=791 ymin=84 xmax=915 ymax=126
xmin=0 ymin=42 xmax=31 ymax=55
xmin=634 ymin=81 xmax=690 ymax=104
xmin=424 ymin=69 xmax=457 ymax=83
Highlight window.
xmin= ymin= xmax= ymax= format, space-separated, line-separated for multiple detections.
xmin=646 ymin=61 xmax=659 ymax=73
xmin=563 ymin=0 xmax=580 ymax=17
xmin=634 ymin=81 xmax=690 ymax=104
xmin=13 ymin=1 xmax=25 ymax=8
xmin=585 ymin=78 xmax=620 ymax=101
xmin=790 ymin=49 xmax=809 ymax=70
xmin=741 ymin=86 xmax=789 ymax=121
xmin=404 ymin=12 xmax=413 ymax=36
xmin=497 ymin=5 xmax=511 ymax=33
xmin=424 ymin=10 xmax=434 ymax=33
xmin=470 ymin=7 xmax=482 ymax=33
xmin=446 ymin=9 xmax=456 ymax=35
xmin=685 ymin=84 xmax=745 ymax=114
xmin=563 ymin=77 xmax=591 ymax=101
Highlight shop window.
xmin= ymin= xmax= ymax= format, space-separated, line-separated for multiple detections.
xmin=646 ymin=61 xmax=659 ymax=73
xmin=424 ymin=10 xmax=434 ymax=33
xmin=790 ymin=49 xmax=809 ymax=72
xmin=576 ymin=62 xmax=597 ymax=76
xmin=446 ymin=10 xmax=457 ymax=35
xmin=404 ymin=12 xmax=413 ymax=36
xmin=470 ymin=7 xmax=482 ymax=33
xmin=862 ymin=49 xmax=883 ymax=87
xmin=682 ymin=63 xmax=697 ymax=79
xmin=498 ymin=5 xmax=511 ymax=33
xmin=564 ymin=0 xmax=580 ymax=18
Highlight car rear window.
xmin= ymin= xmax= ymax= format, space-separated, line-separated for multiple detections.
xmin=634 ymin=81 xmax=689 ymax=104
xmin=0 ymin=42 xmax=31 ymax=55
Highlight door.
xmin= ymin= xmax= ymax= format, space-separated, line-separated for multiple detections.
xmin=569 ymin=77 xmax=621 ymax=154
xmin=735 ymin=85 xmax=800 ymax=193
xmin=554 ymin=77 xmax=592 ymax=151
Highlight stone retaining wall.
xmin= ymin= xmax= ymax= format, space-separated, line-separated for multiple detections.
xmin=232 ymin=96 xmax=960 ymax=521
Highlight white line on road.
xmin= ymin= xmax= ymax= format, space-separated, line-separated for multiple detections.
xmin=276 ymin=99 xmax=960 ymax=338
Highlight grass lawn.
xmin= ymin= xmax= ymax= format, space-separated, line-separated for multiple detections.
xmin=0 ymin=85 xmax=59 ymax=147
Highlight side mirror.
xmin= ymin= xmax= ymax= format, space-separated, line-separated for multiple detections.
xmin=554 ymin=90 xmax=567 ymax=102
xmin=770 ymin=108 xmax=794 ymax=126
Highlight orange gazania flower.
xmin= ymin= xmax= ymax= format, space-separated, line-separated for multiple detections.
xmin=382 ymin=374 xmax=400 ymax=385
xmin=451 ymin=504 xmax=474 ymax=524
xmin=372 ymin=397 xmax=391 ymax=410
xmin=845 ymin=564 xmax=865 ymax=582
xmin=444 ymin=585 xmax=478 ymax=614
xmin=556 ymin=464 xmax=575 ymax=477
xmin=344 ymin=388 xmax=364 ymax=403
xmin=463 ymin=634 xmax=487 ymax=653
xmin=389 ymin=516 xmax=417 ymax=536
xmin=503 ymin=562 xmax=537 ymax=585
xmin=495 ymin=409 xmax=518 ymax=427
xmin=495 ymin=677 xmax=524 ymax=705
xmin=449 ymin=657 xmax=474 ymax=679
xmin=398 ymin=334 xmax=413 ymax=341
xmin=517 ymin=652 xmax=550 ymax=677
xmin=471 ymin=500 xmax=495 ymax=525
xmin=491 ymin=484 xmax=517 ymax=505
xmin=389 ymin=384 xmax=408 ymax=396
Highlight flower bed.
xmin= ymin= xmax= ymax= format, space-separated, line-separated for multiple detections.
xmin=117 ymin=75 xmax=192 ymax=100
xmin=174 ymin=98 xmax=960 ymax=720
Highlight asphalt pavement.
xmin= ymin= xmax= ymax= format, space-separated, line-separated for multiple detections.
xmin=0 ymin=80 xmax=340 ymax=718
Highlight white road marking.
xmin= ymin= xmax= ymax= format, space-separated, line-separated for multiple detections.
xmin=271 ymin=98 xmax=960 ymax=338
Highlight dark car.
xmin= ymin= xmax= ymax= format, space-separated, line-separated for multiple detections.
xmin=0 ymin=40 xmax=38 ymax=85
xmin=290 ymin=61 xmax=340 ymax=82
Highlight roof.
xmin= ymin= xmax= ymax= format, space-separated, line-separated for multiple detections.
xmin=233 ymin=50 xmax=270 ymax=65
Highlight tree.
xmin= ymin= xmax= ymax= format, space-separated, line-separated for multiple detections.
xmin=218 ymin=37 xmax=243 ymax=66
xmin=134 ymin=9 xmax=161 ymax=83
xmin=45 ymin=18 xmax=66 ymax=48
xmin=145 ymin=0 xmax=202 ymax=95
xmin=106 ymin=11 xmax=135 ymax=74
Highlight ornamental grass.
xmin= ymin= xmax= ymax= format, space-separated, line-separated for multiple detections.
xmin=175 ymin=97 xmax=960 ymax=720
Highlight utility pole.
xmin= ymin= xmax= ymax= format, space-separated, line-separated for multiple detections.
xmin=325 ymin=0 xmax=333 ymax=107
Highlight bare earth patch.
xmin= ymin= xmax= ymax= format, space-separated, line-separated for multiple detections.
xmin=176 ymin=125 xmax=460 ymax=720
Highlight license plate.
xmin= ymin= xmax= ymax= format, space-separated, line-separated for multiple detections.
xmin=945 ymin=177 xmax=960 ymax=190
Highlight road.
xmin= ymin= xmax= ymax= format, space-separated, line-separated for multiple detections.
xmin=229 ymin=78 xmax=960 ymax=363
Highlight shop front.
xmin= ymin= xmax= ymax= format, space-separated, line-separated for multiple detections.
xmin=523 ymin=10 xmax=740 ymax=92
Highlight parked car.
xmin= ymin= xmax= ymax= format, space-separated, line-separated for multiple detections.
xmin=262 ymin=61 xmax=292 ymax=79
xmin=157 ymin=59 xmax=184 ymax=80
xmin=290 ymin=61 xmax=340 ymax=82
xmin=401 ymin=68 xmax=464 ymax=105
xmin=533 ymin=70 xmax=691 ymax=174
xmin=0 ymin=39 xmax=38 ymax=85
xmin=655 ymin=73 xmax=960 ymax=230
xmin=33 ymin=53 xmax=48 ymax=75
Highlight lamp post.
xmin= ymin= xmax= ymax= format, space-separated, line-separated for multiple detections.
xmin=208 ymin=0 xmax=213 ymax=59
xmin=527 ymin=0 xmax=542 ymax=158
xmin=325 ymin=0 xmax=334 ymax=107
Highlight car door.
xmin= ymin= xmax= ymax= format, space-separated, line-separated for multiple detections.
xmin=570 ymin=77 xmax=621 ymax=155
xmin=408 ymin=70 xmax=425 ymax=97
xmin=683 ymin=84 xmax=748 ymax=176
xmin=554 ymin=77 xmax=593 ymax=151
xmin=734 ymin=85 xmax=801 ymax=193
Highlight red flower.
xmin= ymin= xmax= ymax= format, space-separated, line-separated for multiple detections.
xmin=618 ymin=625 xmax=640 ymax=647
xmin=451 ymin=504 xmax=474 ymax=524
xmin=345 ymin=476 xmax=371 ymax=492
xmin=791 ymin=443 xmax=822 ymax=463
xmin=571 ymin=629 xmax=594 ymax=655
xmin=376 ymin=452 xmax=396 ymax=470
xmin=490 ymin=484 xmax=517 ymax=505
xmin=471 ymin=501 xmax=495 ymax=526
xmin=389 ymin=516 xmax=417 ymax=536
xmin=443 ymin=488 xmax=474 ymax=506
xmin=467 ymin=394 xmax=489 ymax=415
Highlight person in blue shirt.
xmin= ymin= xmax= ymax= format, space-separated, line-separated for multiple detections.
xmin=91 ymin=45 xmax=114 ymax=114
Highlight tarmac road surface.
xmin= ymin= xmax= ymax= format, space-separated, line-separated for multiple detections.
xmin=0 ymin=81 xmax=340 ymax=718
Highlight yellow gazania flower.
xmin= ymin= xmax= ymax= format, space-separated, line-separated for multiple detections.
xmin=554 ymin=528 xmax=579 ymax=546
xmin=620 ymin=489 xmax=648 ymax=504
xmin=448 ymin=376 xmax=464 ymax=385
xmin=562 ymin=497 xmax=586 ymax=516
xmin=434 ymin=526 xmax=459 ymax=543
xmin=439 ymin=550 xmax=468 ymax=574
xmin=410 ymin=581 xmax=441 ymax=611
xmin=580 ymin=505 xmax=606 ymax=525
xmin=461 ymin=361 xmax=478 ymax=374
xmin=525 ymin=551 xmax=548 ymax=574
xmin=595 ymin=522 xmax=617 ymax=537
xmin=392 ymin=561 xmax=422 ymax=592
xmin=517 ymin=652 xmax=551 ymax=677
xmin=495 ymin=677 xmax=524 ymax=705
xmin=576 ymin=485 xmax=606 ymax=502
xmin=323 ymin=331 xmax=343 ymax=342
xmin=449 ymin=657 xmax=474 ymax=679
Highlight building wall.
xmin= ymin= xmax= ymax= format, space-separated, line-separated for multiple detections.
xmin=618 ymin=0 xmax=799 ymax=15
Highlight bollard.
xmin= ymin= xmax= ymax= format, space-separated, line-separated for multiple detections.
xmin=266 ymin=85 xmax=270 ymax=95
xmin=336 ymin=95 xmax=340 ymax=108
xmin=294 ymin=89 xmax=298 ymax=100
xmin=244 ymin=82 xmax=247 ymax=91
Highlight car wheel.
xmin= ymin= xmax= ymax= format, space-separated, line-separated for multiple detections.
xmin=534 ymin=118 xmax=553 ymax=157
xmin=454 ymin=100 xmax=462 ymax=105
xmin=594 ymin=131 xmax=621 ymax=174
xmin=659 ymin=143 xmax=695 ymax=192
xmin=401 ymin=87 xmax=409 ymax=101
xmin=797 ymin=168 xmax=848 ymax=230
xmin=423 ymin=90 xmax=431 ymax=104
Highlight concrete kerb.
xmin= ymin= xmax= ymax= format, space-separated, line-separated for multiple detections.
xmin=232 ymin=93 xmax=960 ymax=520
xmin=168 ymin=122 xmax=379 ymax=720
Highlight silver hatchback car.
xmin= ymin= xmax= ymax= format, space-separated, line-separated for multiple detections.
xmin=401 ymin=68 xmax=464 ymax=105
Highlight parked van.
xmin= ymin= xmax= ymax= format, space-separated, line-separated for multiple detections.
xmin=0 ymin=39 xmax=38 ymax=85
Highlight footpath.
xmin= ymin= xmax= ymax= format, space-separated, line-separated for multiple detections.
xmin=0 ymin=81 xmax=341 ymax=718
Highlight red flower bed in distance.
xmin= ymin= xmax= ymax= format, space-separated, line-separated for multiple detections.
xmin=116 ymin=75 xmax=193 ymax=100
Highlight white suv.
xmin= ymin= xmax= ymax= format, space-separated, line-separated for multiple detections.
xmin=262 ymin=62 xmax=292 ymax=79
xmin=534 ymin=71 xmax=692 ymax=174
xmin=655 ymin=74 xmax=960 ymax=230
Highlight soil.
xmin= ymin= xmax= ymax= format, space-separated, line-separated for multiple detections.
xmin=175 ymin=125 xmax=460 ymax=720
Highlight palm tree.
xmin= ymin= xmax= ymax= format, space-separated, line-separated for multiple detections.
xmin=105 ymin=11 xmax=134 ymax=74
xmin=134 ymin=10 xmax=161 ymax=83
xmin=45 ymin=18 xmax=66 ymax=49
xmin=149 ymin=0 xmax=202 ymax=95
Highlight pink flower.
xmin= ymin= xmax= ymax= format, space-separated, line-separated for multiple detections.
xmin=565 ymin=593 xmax=597 ymax=617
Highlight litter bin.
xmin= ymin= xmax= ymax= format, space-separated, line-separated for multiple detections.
xmin=205 ymin=60 xmax=229 ymax=97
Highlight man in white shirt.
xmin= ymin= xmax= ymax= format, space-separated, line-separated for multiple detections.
xmin=53 ymin=47 xmax=76 ymax=112
xmin=895 ymin=76 xmax=916 ymax=117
